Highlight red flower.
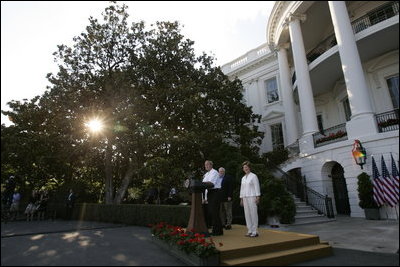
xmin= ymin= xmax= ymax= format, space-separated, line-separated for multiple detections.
xmin=150 ymin=222 xmax=219 ymax=258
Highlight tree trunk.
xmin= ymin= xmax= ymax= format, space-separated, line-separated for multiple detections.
xmin=104 ymin=141 xmax=113 ymax=204
xmin=113 ymin=159 xmax=135 ymax=204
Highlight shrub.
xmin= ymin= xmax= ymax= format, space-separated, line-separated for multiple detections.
xmin=262 ymin=149 xmax=289 ymax=167
xmin=259 ymin=176 xmax=296 ymax=224
xmin=49 ymin=203 xmax=191 ymax=225
xmin=357 ymin=172 xmax=378 ymax=209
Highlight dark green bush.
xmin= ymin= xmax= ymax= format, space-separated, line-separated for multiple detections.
xmin=259 ymin=176 xmax=296 ymax=224
xmin=357 ymin=172 xmax=378 ymax=209
xmin=262 ymin=149 xmax=289 ymax=167
xmin=49 ymin=203 xmax=191 ymax=227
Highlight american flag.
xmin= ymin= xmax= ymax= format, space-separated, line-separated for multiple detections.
xmin=381 ymin=155 xmax=398 ymax=207
xmin=372 ymin=156 xmax=385 ymax=207
xmin=390 ymin=153 xmax=399 ymax=200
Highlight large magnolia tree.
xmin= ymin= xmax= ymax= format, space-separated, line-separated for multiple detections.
xmin=1 ymin=2 xmax=263 ymax=204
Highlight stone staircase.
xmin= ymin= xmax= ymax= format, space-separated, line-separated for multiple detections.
xmin=268 ymin=158 xmax=336 ymax=226
xmin=292 ymin=196 xmax=336 ymax=225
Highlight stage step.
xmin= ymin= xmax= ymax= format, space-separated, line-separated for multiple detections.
xmin=220 ymin=244 xmax=332 ymax=266
xmin=219 ymin=235 xmax=321 ymax=260
xmin=210 ymin=225 xmax=332 ymax=266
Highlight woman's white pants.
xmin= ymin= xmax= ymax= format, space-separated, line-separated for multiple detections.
xmin=243 ymin=196 xmax=258 ymax=234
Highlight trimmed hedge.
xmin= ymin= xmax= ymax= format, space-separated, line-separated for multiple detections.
xmin=49 ymin=203 xmax=191 ymax=227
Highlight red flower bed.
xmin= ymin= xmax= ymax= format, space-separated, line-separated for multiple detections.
xmin=316 ymin=130 xmax=347 ymax=144
xmin=149 ymin=222 xmax=221 ymax=258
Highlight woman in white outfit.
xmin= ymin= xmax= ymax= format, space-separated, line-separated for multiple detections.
xmin=240 ymin=161 xmax=261 ymax=237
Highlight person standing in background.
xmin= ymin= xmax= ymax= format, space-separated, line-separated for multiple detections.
xmin=219 ymin=167 xmax=233 ymax=230
xmin=65 ymin=189 xmax=76 ymax=220
xmin=10 ymin=189 xmax=21 ymax=221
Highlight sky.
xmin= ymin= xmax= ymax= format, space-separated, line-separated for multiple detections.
xmin=1 ymin=1 xmax=275 ymax=125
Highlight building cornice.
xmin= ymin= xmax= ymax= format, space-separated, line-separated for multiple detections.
xmin=228 ymin=55 xmax=277 ymax=77
xmin=221 ymin=43 xmax=277 ymax=77
xmin=267 ymin=1 xmax=311 ymax=47
xmin=267 ymin=1 xmax=292 ymax=46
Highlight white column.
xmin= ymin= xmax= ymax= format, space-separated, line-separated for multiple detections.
xmin=287 ymin=14 xmax=319 ymax=137
xmin=328 ymin=1 xmax=378 ymax=137
xmin=276 ymin=44 xmax=299 ymax=145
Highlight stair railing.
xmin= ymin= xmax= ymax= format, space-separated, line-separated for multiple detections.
xmin=267 ymin=161 xmax=335 ymax=218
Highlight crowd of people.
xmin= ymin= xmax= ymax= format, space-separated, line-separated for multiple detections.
xmin=1 ymin=175 xmax=76 ymax=222
xmin=24 ymin=189 xmax=50 ymax=221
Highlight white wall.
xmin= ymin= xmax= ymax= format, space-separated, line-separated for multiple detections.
xmin=284 ymin=131 xmax=399 ymax=219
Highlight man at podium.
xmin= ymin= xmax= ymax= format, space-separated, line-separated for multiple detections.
xmin=202 ymin=160 xmax=224 ymax=236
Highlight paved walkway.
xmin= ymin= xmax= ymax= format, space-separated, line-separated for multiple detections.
xmin=260 ymin=215 xmax=399 ymax=254
xmin=1 ymin=216 xmax=399 ymax=266
xmin=1 ymin=220 xmax=184 ymax=266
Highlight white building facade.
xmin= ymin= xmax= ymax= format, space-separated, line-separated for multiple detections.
xmin=222 ymin=1 xmax=399 ymax=219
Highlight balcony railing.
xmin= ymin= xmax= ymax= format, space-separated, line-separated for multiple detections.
xmin=352 ymin=1 xmax=399 ymax=34
xmin=313 ymin=123 xmax=348 ymax=148
xmin=306 ymin=34 xmax=337 ymax=64
xmin=306 ymin=1 xmax=399 ymax=64
xmin=376 ymin=108 xmax=399 ymax=133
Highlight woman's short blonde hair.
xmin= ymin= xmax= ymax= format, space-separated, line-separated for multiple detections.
xmin=205 ymin=160 xmax=213 ymax=166
xmin=242 ymin=161 xmax=251 ymax=168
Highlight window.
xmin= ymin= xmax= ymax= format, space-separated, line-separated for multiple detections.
xmin=386 ymin=75 xmax=399 ymax=109
xmin=265 ymin=77 xmax=279 ymax=103
xmin=317 ymin=114 xmax=324 ymax=132
xmin=291 ymin=72 xmax=296 ymax=85
xmin=271 ymin=123 xmax=284 ymax=151
xmin=342 ymin=97 xmax=352 ymax=121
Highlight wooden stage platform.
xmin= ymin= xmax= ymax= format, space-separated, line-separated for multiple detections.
xmin=209 ymin=224 xmax=332 ymax=266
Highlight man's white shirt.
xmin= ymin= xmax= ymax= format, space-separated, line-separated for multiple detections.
xmin=202 ymin=168 xmax=220 ymax=201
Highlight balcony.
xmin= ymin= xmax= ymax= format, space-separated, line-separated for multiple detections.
xmin=313 ymin=123 xmax=348 ymax=148
xmin=376 ymin=109 xmax=399 ymax=133
xmin=306 ymin=1 xmax=399 ymax=64
xmin=352 ymin=1 xmax=399 ymax=34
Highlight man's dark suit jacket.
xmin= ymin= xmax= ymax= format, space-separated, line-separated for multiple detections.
xmin=220 ymin=174 xmax=233 ymax=202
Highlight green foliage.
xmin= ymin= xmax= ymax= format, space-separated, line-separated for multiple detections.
xmin=126 ymin=187 xmax=143 ymax=202
xmin=1 ymin=2 xmax=263 ymax=203
xmin=259 ymin=175 xmax=296 ymax=224
xmin=262 ymin=149 xmax=289 ymax=167
xmin=139 ymin=157 xmax=184 ymax=189
xmin=357 ymin=172 xmax=378 ymax=209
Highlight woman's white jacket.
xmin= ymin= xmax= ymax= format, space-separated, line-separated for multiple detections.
xmin=240 ymin=172 xmax=260 ymax=198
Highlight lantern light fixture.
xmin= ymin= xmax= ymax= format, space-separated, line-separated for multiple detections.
xmin=352 ymin=139 xmax=367 ymax=169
